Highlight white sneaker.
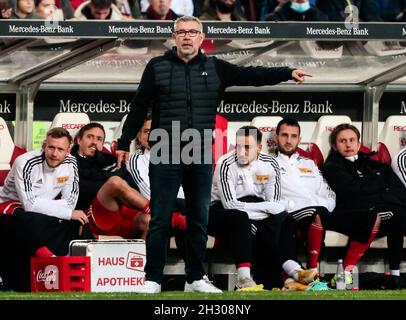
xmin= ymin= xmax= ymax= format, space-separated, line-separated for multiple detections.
xmin=184 ymin=275 xmax=222 ymax=293
xmin=134 ymin=280 xmax=161 ymax=293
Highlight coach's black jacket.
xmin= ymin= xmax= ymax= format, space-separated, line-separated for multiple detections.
xmin=71 ymin=145 xmax=128 ymax=210
xmin=117 ymin=47 xmax=294 ymax=152
xmin=322 ymin=150 xmax=406 ymax=212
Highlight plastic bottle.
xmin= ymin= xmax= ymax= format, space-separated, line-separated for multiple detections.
xmin=351 ymin=265 xmax=359 ymax=291
xmin=335 ymin=259 xmax=346 ymax=290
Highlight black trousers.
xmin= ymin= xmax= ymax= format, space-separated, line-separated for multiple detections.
xmin=208 ymin=196 xmax=297 ymax=288
xmin=0 ymin=209 xmax=85 ymax=291
xmin=146 ymin=162 xmax=213 ymax=284
xmin=325 ymin=204 xmax=405 ymax=270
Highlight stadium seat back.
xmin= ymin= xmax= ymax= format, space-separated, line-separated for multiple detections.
xmin=50 ymin=112 xmax=90 ymax=141
xmin=363 ymin=41 xmax=406 ymax=57
xmin=0 ymin=117 xmax=26 ymax=185
xmin=213 ymin=115 xmax=228 ymax=166
xmin=308 ymin=115 xmax=352 ymax=166
xmin=111 ymin=114 xmax=137 ymax=156
xmin=377 ymin=116 xmax=406 ymax=164
xmin=299 ymin=41 xmax=343 ymax=59
xmin=250 ymin=116 xmax=283 ymax=154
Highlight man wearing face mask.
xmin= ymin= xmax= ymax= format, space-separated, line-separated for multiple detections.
xmin=264 ymin=0 xmax=328 ymax=21
xmin=200 ymin=0 xmax=245 ymax=21
xmin=316 ymin=0 xmax=382 ymax=22
xmin=209 ymin=126 xmax=320 ymax=291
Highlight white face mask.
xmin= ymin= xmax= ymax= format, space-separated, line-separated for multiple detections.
xmin=290 ymin=1 xmax=311 ymax=13
xmin=345 ymin=154 xmax=359 ymax=162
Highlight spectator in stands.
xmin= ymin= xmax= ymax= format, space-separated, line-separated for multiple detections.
xmin=35 ymin=0 xmax=64 ymax=19
xmin=210 ymin=126 xmax=319 ymax=291
xmin=10 ymin=0 xmax=42 ymax=18
xmin=316 ymin=0 xmax=382 ymax=22
xmin=264 ymin=0 xmax=327 ymax=21
xmin=114 ymin=0 xmax=138 ymax=18
xmin=116 ymin=15 xmax=310 ymax=294
xmin=71 ymin=122 xmax=151 ymax=239
xmin=199 ymin=0 xmax=245 ymax=53
xmin=391 ymin=147 xmax=406 ymax=189
xmin=237 ymin=0 xmax=261 ymax=21
xmin=323 ymin=123 xmax=406 ymax=288
xmin=192 ymin=0 xmax=203 ymax=16
xmin=258 ymin=0 xmax=286 ymax=20
xmin=73 ymin=0 xmax=123 ymax=19
xmin=140 ymin=0 xmax=195 ymax=16
xmin=264 ymin=0 xmax=344 ymax=49
xmin=0 ymin=0 xmax=12 ymax=18
xmin=55 ymin=0 xmax=74 ymax=19
xmin=199 ymin=0 xmax=245 ymax=21
xmin=142 ymin=0 xmax=177 ymax=19
xmin=374 ymin=0 xmax=406 ymax=21
xmin=274 ymin=118 xmax=335 ymax=273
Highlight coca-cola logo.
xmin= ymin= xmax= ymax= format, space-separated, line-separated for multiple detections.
xmin=36 ymin=265 xmax=59 ymax=289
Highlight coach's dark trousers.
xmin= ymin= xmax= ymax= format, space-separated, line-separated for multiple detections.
xmin=147 ymin=162 xmax=213 ymax=284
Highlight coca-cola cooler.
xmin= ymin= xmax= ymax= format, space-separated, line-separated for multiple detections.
xmin=69 ymin=239 xmax=146 ymax=292
xmin=31 ymin=256 xmax=91 ymax=292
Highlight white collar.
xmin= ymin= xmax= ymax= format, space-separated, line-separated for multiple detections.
xmin=345 ymin=154 xmax=358 ymax=162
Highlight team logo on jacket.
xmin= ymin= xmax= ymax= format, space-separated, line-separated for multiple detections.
xmin=298 ymin=167 xmax=313 ymax=174
xmin=255 ymin=173 xmax=269 ymax=184
xmin=56 ymin=176 xmax=68 ymax=184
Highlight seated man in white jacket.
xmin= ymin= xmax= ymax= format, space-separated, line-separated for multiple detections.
xmin=391 ymin=147 xmax=406 ymax=188
xmin=0 ymin=127 xmax=88 ymax=257
xmin=210 ymin=126 xmax=319 ymax=291
xmin=274 ymin=118 xmax=336 ymax=273
xmin=0 ymin=127 xmax=88 ymax=290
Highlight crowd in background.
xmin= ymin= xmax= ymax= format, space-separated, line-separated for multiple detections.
xmin=0 ymin=0 xmax=405 ymax=23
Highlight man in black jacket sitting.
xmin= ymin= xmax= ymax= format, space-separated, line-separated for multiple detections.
xmin=323 ymin=123 xmax=406 ymax=288
xmin=71 ymin=122 xmax=151 ymax=239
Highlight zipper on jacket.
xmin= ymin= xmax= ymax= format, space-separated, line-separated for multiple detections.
xmin=185 ymin=64 xmax=193 ymax=128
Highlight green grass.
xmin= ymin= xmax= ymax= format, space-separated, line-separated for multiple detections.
xmin=1 ymin=290 xmax=406 ymax=300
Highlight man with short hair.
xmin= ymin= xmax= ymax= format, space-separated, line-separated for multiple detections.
xmin=0 ymin=127 xmax=86 ymax=255
xmin=0 ymin=127 xmax=85 ymax=290
xmin=116 ymin=15 xmax=311 ymax=293
xmin=274 ymin=118 xmax=335 ymax=274
xmin=72 ymin=122 xmax=151 ymax=239
xmin=142 ymin=0 xmax=177 ymax=20
xmin=210 ymin=126 xmax=319 ymax=290
xmin=74 ymin=0 xmax=123 ymax=19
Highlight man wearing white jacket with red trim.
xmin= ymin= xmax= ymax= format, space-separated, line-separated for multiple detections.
xmin=0 ymin=127 xmax=87 ymax=257
xmin=210 ymin=126 xmax=318 ymax=291
xmin=274 ymin=118 xmax=336 ymax=274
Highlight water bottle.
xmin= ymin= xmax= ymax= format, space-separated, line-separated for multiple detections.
xmin=335 ymin=259 xmax=346 ymax=290
xmin=351 ymin=265 xmax=359 ymax=291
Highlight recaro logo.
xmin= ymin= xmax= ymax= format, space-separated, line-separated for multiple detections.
xmin=258 ymin=127 xmax=276 ymax=132
xmin=393 ymin=126 xmax=406 ymax=132
xmin=62 ymin=123 xmax=86 ymax=130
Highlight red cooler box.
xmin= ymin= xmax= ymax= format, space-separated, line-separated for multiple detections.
xmin=69 ymin=239 xmax=146 ymax=292
xmin=31 ymin=256 xmax=91 ymax=292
